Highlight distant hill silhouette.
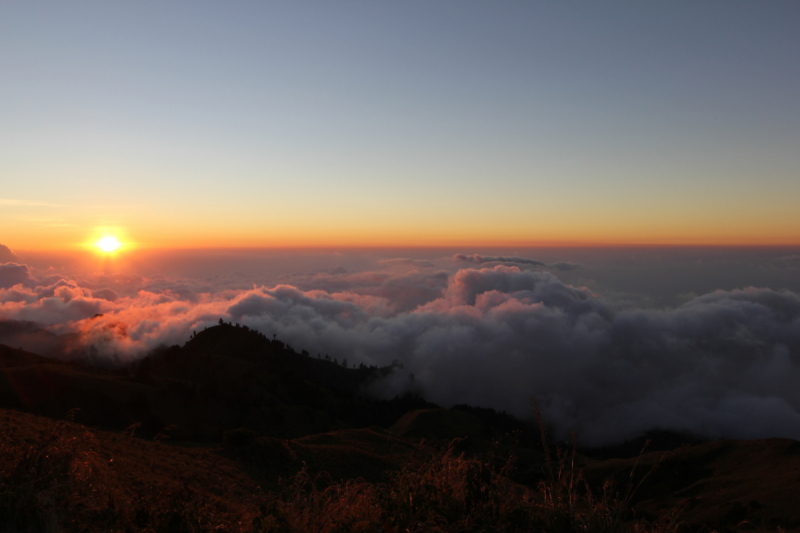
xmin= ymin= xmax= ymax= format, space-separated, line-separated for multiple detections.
xmin=0 ymin=323 xmax=437 ymax=441
xmin=0 ymin=319 xmax=69 ymax=358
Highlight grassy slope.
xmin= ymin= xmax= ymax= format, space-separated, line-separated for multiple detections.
xmin=3 ymin=406 xmax=800 ymax=530
xmin=583 ymin=438 xmax=800 ymax=529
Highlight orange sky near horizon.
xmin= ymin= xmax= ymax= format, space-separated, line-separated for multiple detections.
xmin=5 ymin=211 xmax=800 ymax=254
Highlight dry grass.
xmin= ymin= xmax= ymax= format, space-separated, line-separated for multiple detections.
xmin=251 ymin=436 xmax=682 ymax=533
xmin=0 ymin=415 xmax=258 ymax=532
xmin=0 ymin=407 xmax=683 ymax=533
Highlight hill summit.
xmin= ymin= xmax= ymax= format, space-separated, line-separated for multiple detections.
xmin=0 ymin=322 xmax=433 ymax=441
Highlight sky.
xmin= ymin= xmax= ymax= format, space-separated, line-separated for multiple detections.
xmin=2 ymin=3 xmax=800 ymax=446
xmin=2 ymin=1 xmax=799 ymax=249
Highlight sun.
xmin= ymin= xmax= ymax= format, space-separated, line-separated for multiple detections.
xmin=96 ymin=236 xmax=121 ymax=253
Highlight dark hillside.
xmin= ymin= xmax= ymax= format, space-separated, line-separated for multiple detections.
xmin=4 ymin=407 xmax=800 ymax=531
xmin=0 ymin=320 xmax=62 ymax=357
xmin=175 ymin=321 xmax=389 ymax=395
xmin=582 ymin=437 xmax=800 ymax=529
xmin=0 ymin=324 xmax=436 ymax=442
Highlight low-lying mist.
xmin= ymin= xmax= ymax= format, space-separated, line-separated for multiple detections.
xmin=2 ymin=246 xmax=800 ymax=446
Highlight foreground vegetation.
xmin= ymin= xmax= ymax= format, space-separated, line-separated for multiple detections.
xmin=253 ymin=440 xmax=682 ymax=533
xmin=1 ymin=414 xmax=683 ymax=533
xmin=0 ymin=417 xmax=256 ymax=532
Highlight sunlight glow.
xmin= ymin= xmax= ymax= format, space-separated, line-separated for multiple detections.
xmin=96 ymin=236 xmax=121 ymax=253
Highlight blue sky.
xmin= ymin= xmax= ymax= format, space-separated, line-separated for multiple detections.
xmin=1 ymin=1 xmax=799 ymax=248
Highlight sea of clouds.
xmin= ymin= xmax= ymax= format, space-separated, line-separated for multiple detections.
xmin=2 ymin=245 xmax=800 ymax=445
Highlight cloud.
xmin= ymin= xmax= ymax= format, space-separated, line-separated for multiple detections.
xmin=379 ymin=258 xmax=437 ymax=268
xmin=550 ymin=261 xmax=580 ymax=271
xmin=91 ymin=288 xmax=119 ymax=302
xmin=288 ymin=269 xmax=449 ymax=313
xmin=0 ymin=245 xmax=18 ymax=263
xmin=0 ymin=263 xmax=34 ymax=289
xmin=454 ymin=254 xmax=547 ymax=267
xmin=1 ymin=260 xmax=800 ymax=445
xmin=454 ymin=254 xmax=579 ymax=271
xmin=0 ymin=281 xmax=105 ymax=326
xmin=224 ymin=267 xmax=800 ymax=445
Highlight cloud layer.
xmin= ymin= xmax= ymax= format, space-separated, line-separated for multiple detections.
xmin=454 ymin=254 xmax=579 ymax=271
xmin=0 ymin=245 xmax=18 ymax=263
xmin=1 ymin=254 xmax=800 ymax=445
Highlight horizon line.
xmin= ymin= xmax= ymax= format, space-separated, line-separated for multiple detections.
xmin=11 ymin=243 xmax=800 ymax=255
